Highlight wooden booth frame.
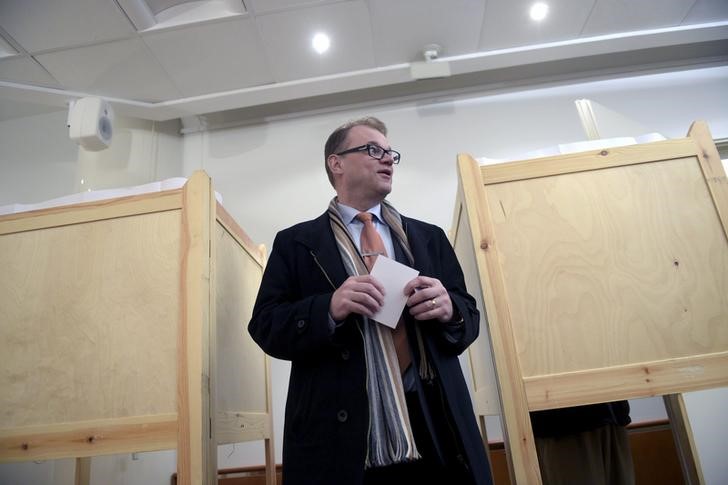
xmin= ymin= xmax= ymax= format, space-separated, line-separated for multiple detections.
xmin=451 ymin=121 xmax=728 ymax=484
xmin=0 ymin=171 xmax=275 ymax=485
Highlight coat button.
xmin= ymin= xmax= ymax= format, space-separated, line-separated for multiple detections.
xmin=296 ymin=319 xmax=306 ymax=329
xmin=337 ymin=410 xmax=348 ymax=422
xmin=340 ymin=349 xmax=350 ymax=360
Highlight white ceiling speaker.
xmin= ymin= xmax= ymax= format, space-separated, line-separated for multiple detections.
xmin=68 ymin=97 xmax=114 ymax=151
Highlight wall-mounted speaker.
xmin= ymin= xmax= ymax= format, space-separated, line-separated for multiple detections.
xmin=68 ymin=97 xmax=114 ymax=151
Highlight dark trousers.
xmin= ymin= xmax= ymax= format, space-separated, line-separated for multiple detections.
xmin=535 ymin=423 xmax=635 ymax=485
xmin=363 ymin=390 xmax=474 ymax=485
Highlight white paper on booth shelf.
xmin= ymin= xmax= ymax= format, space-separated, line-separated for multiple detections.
xmin=0 ymin=177 xmax=224 ymax=216
xmin=476 ymin=132 xmax=668 ymax=167
xmin=634 ymin=133 xmax=667 ymax=143
xmin=369 ymin=255 xmax=419 ymax=329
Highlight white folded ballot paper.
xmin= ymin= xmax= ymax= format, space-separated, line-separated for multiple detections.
xmin=369 ymin=255 xmax=419 ymax=328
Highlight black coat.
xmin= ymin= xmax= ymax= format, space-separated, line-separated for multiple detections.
xmin=249 ymin=211 xmax=492 ymax=485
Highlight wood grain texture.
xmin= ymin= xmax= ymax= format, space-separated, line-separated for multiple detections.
xmin=178 ymin=171 xmax=213 ymax=485
xmin=0 ymin=211 xmax=180 ymax=427
xmin=208 ymin=182 xmax=220 ymax=485
xmin=524 ymin=351 xmax=728 ymax=410
xmin=0 ymin=414 xmax=177 ymax=462
xmin=485 ymin=156 xmax=728 ymax=377
xmin=689 ymin=121 xmax=728 ymax=242
xmin=215 ymin=412 xmax=271 ymax=444
xmin=215 ymin=224 xmax=267 ymax=415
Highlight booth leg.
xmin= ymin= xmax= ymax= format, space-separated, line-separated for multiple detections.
xmin=663 ymin=394 xmax=704 ymax=485
xmin=74 ymin=457 xmax=91 ymax=485
xmin=264 ymin=438 xmax=277 ymax=485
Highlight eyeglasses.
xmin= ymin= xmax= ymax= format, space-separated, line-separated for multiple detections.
xmin=336 ymin=143 xmax=401 ymax=164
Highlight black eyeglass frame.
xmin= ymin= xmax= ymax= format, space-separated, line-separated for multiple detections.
xmin=335 ymin=143 xmax=401 ymax=164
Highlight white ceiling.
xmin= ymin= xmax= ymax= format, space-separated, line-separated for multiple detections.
xmin=0 ymin=0 xmax=727 ymax=123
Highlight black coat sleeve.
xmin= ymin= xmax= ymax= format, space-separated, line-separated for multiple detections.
xmin=248 ymin=230 xmax=340 ymax=361
xmin=414 ymin=223 xmax=480 ymax=356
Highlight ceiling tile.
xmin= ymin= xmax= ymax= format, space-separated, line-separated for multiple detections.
xmin=368 ymin=0 xmax=486 ymax=65
xmin=0 ymin=0 xmax=136 ymax=53
xmin=582 ymin=0 xmax=696 ymax=36
xmin=143 ymin=17 xmax=274 ymax=97
xmin=0 ymin=56 xmax=61 ymax=87
xmin=479 ymin=0 xmax=596 ymax=51
xmin=35 ymin=39 xmax=182 ymax=102
xmin=682 ymin=0 xmax=728 ymax=24
xmin=255 ymin=0 xmax=376 ymax=82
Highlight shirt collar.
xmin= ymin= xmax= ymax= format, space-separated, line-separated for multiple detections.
xmin=336 ymin=201 xmax=383 ymax=225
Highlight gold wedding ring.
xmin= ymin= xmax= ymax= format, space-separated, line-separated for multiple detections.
xmin=430 ymin=298 xmax=437 ymax=308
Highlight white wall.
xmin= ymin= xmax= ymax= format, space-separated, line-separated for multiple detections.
xmin=75 ymin=116 xmax=182 ymax=193
xmin=0 ymin=109 xmax=79 ymax=205
xmin=1 ymin=64 xmax=727 ymax=483
xmin=0 ymin=452 xmax=177 ymax=485
xmin=0 ymin=110 xmax=182 ymax=206
xmin=684 ymin=388 xmax=728 ymax=484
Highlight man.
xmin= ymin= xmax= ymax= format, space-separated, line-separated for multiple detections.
xmin=249 ymin=117 xmax=492 ymax=485
xmin=531 ymin=401 xmax=634 ymax=484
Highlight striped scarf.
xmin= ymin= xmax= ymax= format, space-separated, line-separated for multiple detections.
xmin=328 ymin=198 xmax=433 ymax=468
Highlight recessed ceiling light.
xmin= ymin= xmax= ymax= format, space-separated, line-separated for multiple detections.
xmin=529 ymin=2 xmax=549 ymax=21
xmin=312 ymin=32 xmax=330 ymax=54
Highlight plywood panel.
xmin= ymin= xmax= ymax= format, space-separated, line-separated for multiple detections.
xmin=484 ymin=156 xmax=728 ymax=377
xmin=0 ymin=211 xmax=180 ymax=427
xmin=214 ymin=223 xmax=267 ymax=415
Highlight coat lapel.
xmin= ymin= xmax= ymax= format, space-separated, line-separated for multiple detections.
xmin=293 ymin=212 xmax=349 ymax=288
xmin=400 ymin=216 xmax=433 ymax=274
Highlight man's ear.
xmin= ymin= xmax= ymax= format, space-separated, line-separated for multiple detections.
xmin=327 ymin=154 xmax=344 ymax=175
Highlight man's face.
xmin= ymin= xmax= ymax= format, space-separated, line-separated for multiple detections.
xmin=330 ymin=125 xmax=395 ymax=208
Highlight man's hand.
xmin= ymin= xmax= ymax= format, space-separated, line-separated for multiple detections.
xmin=404 ymin=276 xmax=454 ymax=323
xmin=330 ymin=275 xmax=385 ymax=321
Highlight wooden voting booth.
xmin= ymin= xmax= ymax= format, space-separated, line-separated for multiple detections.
xmin=0 ymin=171 xmax=275 ymax=485
xmin=451 ymin=121 xmax=728 ymax=484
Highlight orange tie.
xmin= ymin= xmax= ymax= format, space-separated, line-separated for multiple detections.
xmin=356 ymin=212 xmax=412 ymax=372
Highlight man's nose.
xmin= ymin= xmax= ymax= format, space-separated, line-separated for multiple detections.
xmin=380 ymin=153 xmax=395 ymax=164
